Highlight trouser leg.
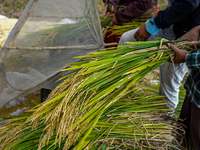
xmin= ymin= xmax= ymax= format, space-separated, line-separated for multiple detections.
xmin=179 ymin=96 xmax=200 ymax=149
xmin=159 ymin=62 xmax=188 ymax=109
xmin=189 ymin=101 xmax=200 ymax=149
xmin=179 ymin=96 xmax=191 ymax=147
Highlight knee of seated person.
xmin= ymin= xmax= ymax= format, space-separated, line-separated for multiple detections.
xmin=119 ymin=29 xmax=137 ymax=45
xmin=118 ymin=32 xmax=127 ymax=46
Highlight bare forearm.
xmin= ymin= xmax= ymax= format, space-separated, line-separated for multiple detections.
xmin=180 ymin=25 xmax=200 ymax=41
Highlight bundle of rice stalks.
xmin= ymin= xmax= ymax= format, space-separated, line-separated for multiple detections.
xmin=0 ymin=90 xmax=179 ymax=150
xmin=105 ymin=20 xmax=144 ymax=38
xmin=100 ymin=16 xmax=112 ymax=33
xmin=0 ymin=39 xmax=197 ymax=149
xmin=36 ymin=21 xmax=93 ymax=47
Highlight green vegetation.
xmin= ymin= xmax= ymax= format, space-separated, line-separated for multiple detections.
xmin=0 ymin=1 xmax=188 ymax=149
xmin=0 ymin=39 xmax=195 ymax=149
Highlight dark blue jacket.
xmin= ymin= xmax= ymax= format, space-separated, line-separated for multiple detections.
xmin=154 ymin=0 xmax=200 ymax=39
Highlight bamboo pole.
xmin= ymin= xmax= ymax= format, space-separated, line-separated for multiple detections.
xmin=94 ymin=0 xmax=104 ymax=45
xmin=30 ymin=15 xmax=83 ymax=19
xmin=5 ymin=45 xmax=101 ymax=50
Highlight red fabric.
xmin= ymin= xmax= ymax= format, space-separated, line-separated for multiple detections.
xmin=155 ymin=6 xmax=159 ymax=16
xmin=104 ymin=28 xmax=120 ymax=48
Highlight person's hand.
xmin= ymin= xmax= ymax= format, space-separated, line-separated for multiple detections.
xmin=134 ymin=24 xmax=151 ymax=41
xmin=104 ymin=5 xmax=115 ymax=18
xmin=104 ymin=12 xmax=112 ymax=18
xmin=168 ymin=43 xmax=188 ymax=64
xmin=179 ymin=25 xmax=200 ymax=41
xmin=111 ymin=14 xmax=119 ymax=25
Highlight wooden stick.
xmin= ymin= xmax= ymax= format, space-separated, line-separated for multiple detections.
xmin=94 ymin=0 xmax=104 ymax=45
xmin=30 ymin=15 xmax=82 ymax=19
xmin=5 ymin=45 xmax=101 ymax=50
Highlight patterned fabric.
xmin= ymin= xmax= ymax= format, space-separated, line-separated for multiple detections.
xmin=184 ymin=50 xmax=200 ymax=108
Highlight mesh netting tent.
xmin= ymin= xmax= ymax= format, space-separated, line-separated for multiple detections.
xmin=0 ymin=0 xmax=104 ymax=108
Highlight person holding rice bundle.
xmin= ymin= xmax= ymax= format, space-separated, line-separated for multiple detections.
xmin=119 ymin=0 xmax=200 ymax=109
xmin=103 ymin=0 xmax=158 ymax=45
xmin=104 ymin=0 xmax=157 ymax=25
xmin=168 ymin=25 xmax=200 ymax=150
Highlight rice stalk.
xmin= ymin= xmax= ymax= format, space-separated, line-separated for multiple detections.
xmin=0 ymin=39 xmax=198 ymax=150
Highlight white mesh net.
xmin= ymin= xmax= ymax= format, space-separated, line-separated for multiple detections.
xmin=0 ymin=0 xmax=104 ymax=108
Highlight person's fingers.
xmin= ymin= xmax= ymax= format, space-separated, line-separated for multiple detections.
xmin=135 ymin=35 xmax=140 ymax=41
xmin=110 ymin=21 xmax=113 ymax=26
xmin=171 ymin=44 xmax=179 ymax=52
xmin=135 ymin=35 xmax=148 ymax=41
xmin=167 ymin=43 xmax=171 ymax=48
xmin=167 ymin=44 xmax=178 ymax=63
xmin=193 ymin=44 xmax=198 ymax=50
xmin=167 ymin=43 xmax=179 ymax=52
xmin=110 ymin=14 xmax=114 ymax=17
xmin=140 ymin=37 xmax=148 ymax=41
xmin=134 ymin=32 xmax=138 ymax=39
xmin=111 ymin=6 xmax=115 ymax=13
xmin=139 ymin=37 xmax=144 ymax=41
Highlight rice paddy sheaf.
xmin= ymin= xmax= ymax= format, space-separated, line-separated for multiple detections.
xmin=0 ymin=39 xmax=197 ymax=149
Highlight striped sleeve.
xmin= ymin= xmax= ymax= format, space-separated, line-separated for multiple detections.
xmin=185 ymin=50 xmax=200 ymax=70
